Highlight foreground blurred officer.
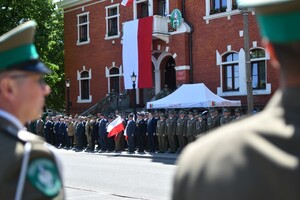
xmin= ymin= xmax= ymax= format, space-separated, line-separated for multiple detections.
xmin=0 ymin=21 xmax=64 ymax=199
xmin=172 ymin=1 xmax=300 ymax=200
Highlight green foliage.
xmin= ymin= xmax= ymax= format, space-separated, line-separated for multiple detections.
xmin=0 ymin=0 xmax=65 ymax=111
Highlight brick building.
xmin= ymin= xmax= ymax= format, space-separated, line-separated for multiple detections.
xmin=58 ymin=0 xmax=279 ymax=115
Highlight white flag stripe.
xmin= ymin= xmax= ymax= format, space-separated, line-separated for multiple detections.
xmin=123 ymin=19 xmax=139 ymax=89
xmin=107 ymin=116 xmax=122 ymax=132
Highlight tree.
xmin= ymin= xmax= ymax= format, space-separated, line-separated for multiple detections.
xmin=0 ymin=0 xmax=65 ymax=112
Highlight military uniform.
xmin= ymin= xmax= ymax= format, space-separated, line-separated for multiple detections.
xmin=207 ymin=109 xmax=220 ymax=131
xmin=0 ymin=20 xmax=64 ymax=199
xmin=156 ymin=115 xmax=167 ymax=153
xmin=220 ymin=108 xmax=232 ymax=126
xmin=195 ymin=116 xmax=207 ymax=136
xmin=0 ymin=113 xmax=64 ymax=200
xmin=176 ymin=115 xmax=187 ymax=150
xmin=166 ymin=113 xmax=177 ymax=153
xmin=186 ymin=113 xmax=197 ymax=143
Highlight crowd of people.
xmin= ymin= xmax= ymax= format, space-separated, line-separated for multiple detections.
xmin=25 ymin=107 xmax=243 ymax=154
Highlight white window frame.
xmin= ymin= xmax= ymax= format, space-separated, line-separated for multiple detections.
xmin=77 ymin=66 xmax=92 ymax=103
xmin=77 ymin=12 xmax=90 ymax=45
xmin=133 ymin=0 xmax=153 ymax=19
xmin=203 ymin=0 xmax=241 ymax=24
xmin=250 ymin=47 xmax=271 ymax=95
xmin=216 ymin=46 xmax=271 ymax=97
xmin=105 ymin=4 xmax=120 ymax=40
xmin=105 ymin=63 xmax=123 ymax=94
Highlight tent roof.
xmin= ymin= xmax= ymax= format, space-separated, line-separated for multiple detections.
xmin=146 ymin=83 xmax=241 ymax=109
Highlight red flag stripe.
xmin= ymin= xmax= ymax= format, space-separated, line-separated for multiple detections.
xmin=137 ymin=16 xmax=153 ymax=89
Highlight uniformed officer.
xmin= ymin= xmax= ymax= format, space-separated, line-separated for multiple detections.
xmin=220 ymin=108 xmax=232 ymax=126
xmin=166 ymin=110 xmax=177 ymax=153
xmin=172 ymin=1 xmax=300 ymax=199
xmin=176 ymin=110 xmax=187 ymax=151
xmin=206 ymin=107 xmax=220 ymax=131
xmin=0 ymin=20 xmax=64 ymax=199
xmin=156 ymin=113 xmax=167 ymax=153
xmin=195 ymin=114 xmax=207 ymax=136
xmin=233 ymin=107 xmax=242 ymax=120
xmin=186 ymin=111 xmax=197 ymax=143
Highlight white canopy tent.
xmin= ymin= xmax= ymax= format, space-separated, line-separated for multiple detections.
xmin=146 ymin=83 xmax=241 ymax=109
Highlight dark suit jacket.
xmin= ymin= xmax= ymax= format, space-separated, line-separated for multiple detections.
xmin=147 ymin=117 xmax=157 ymax=135
xmin=98 ymin=119 xmax=108 ymax=136
xmin=126 ymin=120 xmax=136 ymax=137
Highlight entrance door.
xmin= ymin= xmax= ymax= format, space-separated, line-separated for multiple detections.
xmin=164 ymin=57 xmax=176 ymax=90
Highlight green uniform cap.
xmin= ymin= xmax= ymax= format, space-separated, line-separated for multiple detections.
xmin=238 ymin=0 xmax=300 ymax=44
xmin=0 ymin=20 xmax=51 ymax=73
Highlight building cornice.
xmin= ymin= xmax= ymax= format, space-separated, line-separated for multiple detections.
xmin=57 ymin=0 xmax=93 ymax=9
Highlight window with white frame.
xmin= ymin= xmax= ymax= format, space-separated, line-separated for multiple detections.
xmin=105 ymin=4 xmax=120 ymax=39
xmin=109 ymin=67 xmax=120 ymax=93
xmin=105 ymin=64 xmax=123 ymax=94
xmin=155 ymin=0 xmax=166 ymax=16
xmin=251 ymin=48 xmax=267 ymax=90
xmin=77 ymin=12 xmax=90 ymax=44
xmin=77 ymin=68 xmax=92 ymax=103
xmin=222 ymin=52 xmax=239 ymax=92
xmin=136 ymin=0 xmax=149 ymax=19
xmin=204 ymin=0 xmax=239 ymax=23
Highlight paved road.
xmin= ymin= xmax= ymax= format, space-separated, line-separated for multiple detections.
xmin=57 ymin=149 xmax=178 ymax=200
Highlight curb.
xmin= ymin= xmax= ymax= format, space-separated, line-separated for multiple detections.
xmin=61 ymin=149 xmax=178 ymax=161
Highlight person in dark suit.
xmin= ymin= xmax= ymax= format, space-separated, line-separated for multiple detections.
xmin=147 ymin=111 xmax=157 ymax=153
xmin=98 ymin=113 xmax=108 ymax=152
xmin=136 ymin=112 xmax=147 ymax=153
xmin=125 ymin=114 xmax=136 ymax=153
xmin=172 ymin=1 xmax=300 ymax=200
xmin=75 ymin=116 xmax=85 ymax=151
xmin=0 ymin=20 xmax=64 ymax=199
xmin=44 ymin=116 xmax=53 ymax=144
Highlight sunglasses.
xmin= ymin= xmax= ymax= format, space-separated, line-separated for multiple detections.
xmin=9 ymin=74 xmax=46 ymax=86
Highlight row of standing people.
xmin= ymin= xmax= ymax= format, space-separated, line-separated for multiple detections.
xmin=26 ymin=107 xmax=243 ymax=154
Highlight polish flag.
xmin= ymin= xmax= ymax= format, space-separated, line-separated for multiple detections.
xmin=107 ymin=116 xmax=124 ymax=138
xmin=123 ymin=16 xmax=153 ymax=89
xmin=121 ymin=0 xmax=134 ymax=6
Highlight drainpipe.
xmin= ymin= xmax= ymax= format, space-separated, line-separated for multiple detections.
xmin=182 ymin=0 xmax=194 ymax=83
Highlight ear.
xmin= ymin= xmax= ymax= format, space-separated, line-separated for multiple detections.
xmin=263 ymin=39 xmax=280 ymax=69
xmin=0 ymin=77 xmax=17 ymax=101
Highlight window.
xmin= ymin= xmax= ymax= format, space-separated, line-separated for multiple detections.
xmin=251 ymin=49 xmax=266 ymax=90
xmin=204 ymin=0 xmax=240 ymax=23
xmin=211 ymin=0 xmax=227 ymax=13
xmin=222 ymin=53 xmax=239 ymax=92
xmin=136 ymin=0 xmax=149 ymax=19
xmin=155 ymin=0 xmax=166 ymax=16
xmin=109 ymin=68 xmax=120 ymax=93
xmin=77 ymin=12 xmax=90 ymax=44
xmin=105 ymin=5 xmax=120 ymax=38
xmin=106 ymin=64 xmax=122 ymax=94
xmin=77 ymin=68 xmax=92 ymax=103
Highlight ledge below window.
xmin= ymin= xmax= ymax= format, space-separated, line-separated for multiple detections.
xmin=217 ymin=83 xmax=271 ymax=97
xmin=77 ymin=40 xmax=90 ymax=46
xmin=203 ymin=10 xmax=241 ymax=24
xmin=77 ymin=96 xmax=92 ymax=103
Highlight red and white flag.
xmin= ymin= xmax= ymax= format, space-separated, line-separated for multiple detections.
xmin=107 ymin=116 xmax=124 ymax=138
xmin=123 ymin=16 xmax=153 ymax=89
xmin=121 ymin=0 xmax=134 ymax=6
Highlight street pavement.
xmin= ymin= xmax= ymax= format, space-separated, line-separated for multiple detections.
xmin=57 ymin=148 xmax=178 ymax=200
